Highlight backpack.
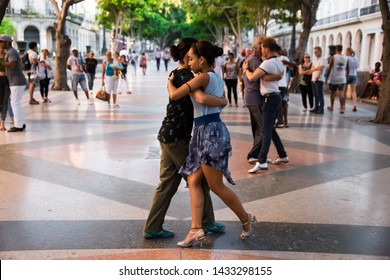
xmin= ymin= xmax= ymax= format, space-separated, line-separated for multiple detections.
xmin=21 ymin=52 xmax=31 ymax=71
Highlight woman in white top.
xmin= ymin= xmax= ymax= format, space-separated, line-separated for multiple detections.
xmin=168 ymin=40 xmax=256 ymax=248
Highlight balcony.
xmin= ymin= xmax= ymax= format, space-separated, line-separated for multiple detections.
xmin=314 ymin=8 xmax=359 ymax=27
xmin=360 ymin=0 xmax=390 ymax=16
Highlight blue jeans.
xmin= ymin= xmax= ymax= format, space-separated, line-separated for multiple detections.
xmin=312 ymin=80 xmax=324 ymax=111
xmin=86 ymin=72 xmax=96 ymax=91
xmin=258 ymin=94 xmax=287 ymax=164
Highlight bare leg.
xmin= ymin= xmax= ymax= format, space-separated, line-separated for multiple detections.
xmin=350 ymin=84 xmax=357 ymax=108
xmin=84 ymin=90 xmax=90 ymax=100
xmin=179 ymin=168 xmax=206 ymax=244
xmin=202 ymin=164 xmax=251 ymax=232
xmin=330 ymin=90 xmax=335 ymax=109
xmin=29 ymin=83 xmax=35 ymax=101
xmin=113 ymin=94 xmax=117 ymax=105
xmin=338 ymin=89 xmax=345 ymax=112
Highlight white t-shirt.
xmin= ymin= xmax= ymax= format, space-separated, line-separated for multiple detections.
xmin=347 ymin=56 xmax=359 ymax=76
xmin=214 ymin=56 xmax=224 ymax=77
xmin=259 ymin=57 xmax=284 ymax=95
xmin=311 ymin=56 xmax=326 ymax=82
xmin=28 ymin=50 xmax=39 ymax=72
xmin=67 ymin=55 xmax=84 ymax=76
xmin=278 ymin=55 xmax=289 ymax=88
xmin=119 ymin=50 xmax=129 ymax=62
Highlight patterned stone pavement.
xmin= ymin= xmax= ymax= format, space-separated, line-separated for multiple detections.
xmin=0 ymin=63 xmax=389 ymax=260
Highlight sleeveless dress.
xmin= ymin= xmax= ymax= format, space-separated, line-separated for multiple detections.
xmin=179 ymin=72 xmax=235 ymax=185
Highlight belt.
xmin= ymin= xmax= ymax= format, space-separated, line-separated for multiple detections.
xmin=194 ymin=113 xmax=221 ymax=126
xmin=263 ymin=92 xmax=280 ymax=97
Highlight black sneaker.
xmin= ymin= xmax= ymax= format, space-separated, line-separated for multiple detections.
xmin=8 ymin=124 xmax=26 ymax=133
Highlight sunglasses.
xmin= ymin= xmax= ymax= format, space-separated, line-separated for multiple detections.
xmin=304 ymin=56 xmax=310 ymax=58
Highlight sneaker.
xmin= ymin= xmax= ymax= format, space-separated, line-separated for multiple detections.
xmin=114 ymin=104 xmax=120 ymax=108
xmin=9 ymin=117 xmax=14 ymax=124
xmin=204 ymin=223 xmax=225 ymax=234
xmin=89 ymin=101 xmax=93 ymax=105
xmin=248 ymin=162 xmax=268 ymax=173
xmin=268 ymin=156 xmax=289 ymax=165
xmin=76 ymin=99 xmax=80 ymax=105
xmin=29 ymin=99 xmax=39 ymax=105
xmin=108 ymin=104 xmax=111 ymax=108
xmin=302 ymin=108 xmax=307 ymax=112
xmin=143 ymin=229 xmax=174 ymax=239
xmin=276 ymin=124 xmax=284 ymax=128
xmin=248 ymin=158 xmax=258 ymax=164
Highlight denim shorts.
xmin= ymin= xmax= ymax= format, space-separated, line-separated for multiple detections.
xmin=71 ymin=74 xmax=88 ymax=92
xmin=347 ymin=76 xmax=357 ymax=85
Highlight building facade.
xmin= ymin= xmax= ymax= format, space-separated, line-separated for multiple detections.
xmin=5 ymin=0 xmax=109 ymax=55
xmin=269 ymin=0 xmax=387 ymax=71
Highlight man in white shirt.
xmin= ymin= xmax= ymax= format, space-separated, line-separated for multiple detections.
xmin=67 ymin=48 xmax=91 ymax=105
xmin=243 ymin=37 xmax=289 ymax=173
xmin=310 ymin=46 xmax=326 ymax=114
xmin=154 ymin=47 xmax=162 ymax=71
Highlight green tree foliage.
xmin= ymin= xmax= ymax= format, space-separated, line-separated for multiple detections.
xmin=0 ymin=18 xmax=15 ymax=36
xmin=97 ymin=0 xmax=146 ymax=51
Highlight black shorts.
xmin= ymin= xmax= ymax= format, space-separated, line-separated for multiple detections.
xmin=329 ymin=83 xmax=345 ymax=91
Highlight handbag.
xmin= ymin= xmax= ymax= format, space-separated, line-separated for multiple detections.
xmin=30 ymin=65 xmax=40 ymax=84
xmin=95 ymin=87 xmax=110 ymax=102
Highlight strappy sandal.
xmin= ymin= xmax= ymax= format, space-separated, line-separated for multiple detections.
xmin=240 ymin=214 xmax=258 ymax=240
xmin=177 ymin=228 xmax=205 ymax=248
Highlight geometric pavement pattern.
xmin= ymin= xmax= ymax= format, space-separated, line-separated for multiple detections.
xmin=0 ymin=64 xmax=389 ymax=260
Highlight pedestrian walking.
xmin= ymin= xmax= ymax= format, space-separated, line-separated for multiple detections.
xmin=67 ymin=48 xmax=92 ymax=105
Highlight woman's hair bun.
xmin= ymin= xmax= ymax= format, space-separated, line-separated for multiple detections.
xmin=213 ymin=45 xmax=223 ymax=57
xmin=170 ymin=45 xmax=180 ymax=62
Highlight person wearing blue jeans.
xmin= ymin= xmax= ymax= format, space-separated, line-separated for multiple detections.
xmin=243 ymin=37 xmax=288 ymax=173
xmin=310 ymin=46 xmax=326 ymax=114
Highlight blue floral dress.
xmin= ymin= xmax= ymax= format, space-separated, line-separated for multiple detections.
xmin=179 ymin=72 xmax=235 ymax=185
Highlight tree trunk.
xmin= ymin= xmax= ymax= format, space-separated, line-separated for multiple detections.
xmin=52 ymin=26 xmax=71 ymax=91
xmin=0 ymin=0 xmax=10 ymax=25
xmin=289 ymin=0 xmax=320 ymax=93
xmin=50 ymin=0 xmax=82 ymax=91
xmin=374 ymin=0 xmax=390 ymax=123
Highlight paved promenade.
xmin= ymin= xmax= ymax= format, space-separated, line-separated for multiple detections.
xmin=0 ymin=62 xmax=389 ymax=260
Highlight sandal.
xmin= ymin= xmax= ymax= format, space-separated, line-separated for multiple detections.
xmin=240 ymin=214 xmax=258 ymax=240
xmin=177 ymin=228 xmax=205 ymax=248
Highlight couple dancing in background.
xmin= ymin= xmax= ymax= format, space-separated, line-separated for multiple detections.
xmin=144 ymin=38 xmax=257 ymax=248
